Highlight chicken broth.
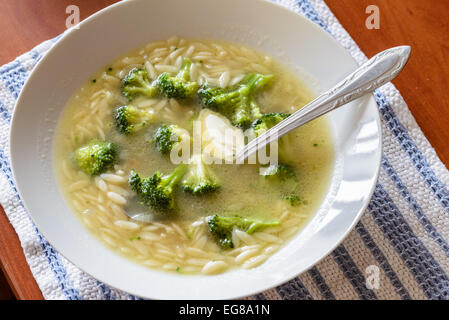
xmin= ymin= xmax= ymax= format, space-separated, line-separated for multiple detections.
xmin=54 ymin=37 xmax=334 ymax=274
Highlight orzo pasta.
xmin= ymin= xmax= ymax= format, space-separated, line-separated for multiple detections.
xmin=54 ymin=37 xmax=334 ymax=275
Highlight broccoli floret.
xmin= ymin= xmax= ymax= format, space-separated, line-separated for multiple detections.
xmin=198 ymin=73 xmax=273 ymax=129
xmin=121 ymin=68 xmax=157 ymax=101
xmin=182 ymin=153 xmax=220 ymax=194
xmin=74 ymin=140 xmax=117 ymax=176
xmin=153 ymin=124 xmax=190 ymax=155
xmin=115 ymin=105 xmax=153 ymax=135
xmin=260 ymin=164 xmax=301 ymax=206
xmin=156 ymin=58 xmax=198 ymax=99
xmin=252 ymin=112 xmax=297 ymax=163
xmin=282 ymin=194 xmax=301 ymax=206
xmin=252 ymin=112 xmax=290 ymax=134
xmin=129 ymin=164 xmax=187 ymax=212
xmin=206 ymin=215 xmax=279 ymax=249
xmin=260 ymin=164 xmax=296 ymax=181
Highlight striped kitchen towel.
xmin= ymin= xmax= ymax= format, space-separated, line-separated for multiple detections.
xmin=0 ymin=0 xmax=448 ymax=300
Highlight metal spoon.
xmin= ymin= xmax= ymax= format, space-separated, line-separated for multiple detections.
xmin=236 ymin=46 xmax=411 ymax=163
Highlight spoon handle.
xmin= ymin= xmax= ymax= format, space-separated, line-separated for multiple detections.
xmin=237 ymin=45 xmax=411 ymax=162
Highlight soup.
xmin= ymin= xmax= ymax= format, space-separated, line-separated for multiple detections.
xmin=54 ymin=37 xmax=334 ymax=275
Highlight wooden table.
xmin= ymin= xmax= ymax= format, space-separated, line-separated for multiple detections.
xmin=0 ymin=0 xmax=447 ymax=300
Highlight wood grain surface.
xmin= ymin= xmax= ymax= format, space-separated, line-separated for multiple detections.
xmin=0 ymin=0 xmax=447 ymax=300
xmin=325 ymin=0 xmax=449 ymax=166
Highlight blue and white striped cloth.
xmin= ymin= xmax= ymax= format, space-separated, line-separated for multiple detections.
xmin=0 ymin=0 xmax=448 ymax=300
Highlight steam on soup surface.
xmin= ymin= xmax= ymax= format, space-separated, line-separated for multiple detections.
xmin=54 ymin=37 xmax=334 ymax=275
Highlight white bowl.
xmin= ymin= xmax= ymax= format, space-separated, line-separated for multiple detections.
xmin=10 ymin=0 xmax=381 ymax=299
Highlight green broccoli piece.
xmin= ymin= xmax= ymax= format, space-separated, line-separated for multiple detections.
xmin=281 ymin=194 xmax=301 ymax=206
xmin=252 ymin=112 xmax=290 ymax=134
xmin=115 ymin=105 xmax=153 ymax=135
xmin=252 ymin=112 xmax=296 ymax=163
xmin=182 ymin=154 xmax=220 ymax=194
xmin=121 ymin=68 xmax=157 ymax=101
xmin=74 ymin=140 xmax=117 ymax=176
xmin=156 ymin=58 xmax=198 ymax=99
xmin=153 ymin=124 xmax=189 ymax=155
xmin=198 ymin=73 xmax=273 ymax=129
xmin=129 ymin=164 xmax=187 ymax=212
xmin=260 ymin=164 xmax=296 ymax=181
xmin=206 ymin=215 xmax=280 ymax=249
